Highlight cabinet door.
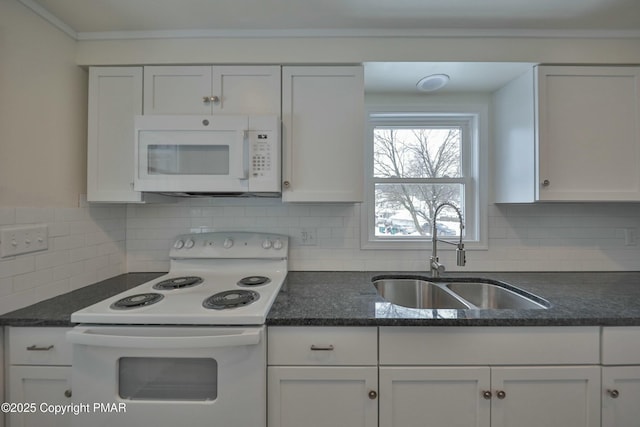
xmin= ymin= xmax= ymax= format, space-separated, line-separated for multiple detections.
xmin=8 ymin=366 xmax=71 ymax=427
xmin=602 ymin=366 xmax=640 ymax=427
xmin=537 ymin=66 xmax=640 ymax=201
xmin=213 ymin=65 xmax=281 ymax=115
xmin=379 ymin=366 xmax=490 ymax=427
xmin=282 ymin=66 xmax=364 ymax=202
xmin=491 ymin=366 xmax=600 ymax=427
xmin=143 ymin=66 xmax=212 ymax=115
xmin=268 ymin=366 xmax=377 ymax=427
xmin=87 ymin=67 xmax=144 ymax=202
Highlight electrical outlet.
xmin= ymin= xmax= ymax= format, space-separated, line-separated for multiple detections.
xmin=300 ymin=228 xmax=317 ymax=246
xmin=624 ymin=228 xmax=637 ymax=246
xmin=0 ymin=224 xmax=48 ymax=258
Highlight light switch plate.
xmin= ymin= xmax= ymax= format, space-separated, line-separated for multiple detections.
xmin=0 ymin=224 xmax=48 ymax=258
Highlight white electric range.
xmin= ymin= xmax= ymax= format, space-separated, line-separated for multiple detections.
xmin=67 ymin=231 xmax=288 ymax=427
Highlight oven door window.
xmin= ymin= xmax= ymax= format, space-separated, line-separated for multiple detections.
xmin=118 ymin=357 xmax=218 ymax=401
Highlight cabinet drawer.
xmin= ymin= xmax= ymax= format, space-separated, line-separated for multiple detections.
xmin=268 ymin=327 xmax=377 ymax=366
xmin=602 ymin=327 xmax=640 ymax=365
xmin=8 ymin=327 xmax=72 ymax=366
xmin=380 ymin=326 xmax=600 ymax=365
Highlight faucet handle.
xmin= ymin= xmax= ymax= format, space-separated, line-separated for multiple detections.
xmin=431 ymin=258 xmax=445 ymax=276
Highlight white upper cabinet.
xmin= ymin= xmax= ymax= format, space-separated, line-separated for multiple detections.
xmin=494 ymin=65 xmax=640 ymax=202
xmin=87 ymin=67 xmax=145 ymax=202
xmin=281 ymin=66 xmax=365 ymax=202
xmin=143 ymin=65 xmax=281 ymax=115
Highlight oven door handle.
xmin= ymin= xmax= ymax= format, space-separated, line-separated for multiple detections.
xmin=66 ymin=328 xmax=261 ymax=349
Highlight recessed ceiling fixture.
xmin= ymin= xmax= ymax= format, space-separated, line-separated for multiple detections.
xmin=416 ymin=74 xmax=450 ymax=92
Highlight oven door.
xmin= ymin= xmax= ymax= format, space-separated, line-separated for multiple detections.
xmin=67 ymin=325 xmax=265 ymax=427
xmin=134 ymin=115 xmax=249 ymax=193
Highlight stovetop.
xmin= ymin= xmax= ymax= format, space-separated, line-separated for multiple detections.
xmin=71 ymin=232 xmax=288 ymax=325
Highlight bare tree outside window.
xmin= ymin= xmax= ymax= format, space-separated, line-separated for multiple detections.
xmin=373 ymin=127 xmax=464 ymax=237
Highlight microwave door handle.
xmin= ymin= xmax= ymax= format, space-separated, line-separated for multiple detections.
xmin=66 ymin=328 xmax=261 ymax=349
xmin=239 ymin=130 xmax=249 ymax=180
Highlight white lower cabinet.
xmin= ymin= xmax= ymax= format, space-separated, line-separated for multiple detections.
xmin=268 ymin=366 xmax=377 ymax=427
xmin=601 ymin=327 xmax=640 ymax=426
xmin=5 ymin=327 xmax=72 ymax=427
xmin=379 ymin=367 xmax=491 ymax=427
xmin=379 ymin=326 xmax=601 ymax=427
xmin=379 ymin=365 xmax=600 ymax=427
xmin=267 ymin=327 xmax=378 ymax=427
xmin=491 ymin=366 xmax=600 ymax=427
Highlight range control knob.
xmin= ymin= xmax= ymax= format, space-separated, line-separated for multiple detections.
xmin=262 ymin=239 xmax=273 ymax=249
xmin=184 ymin=239 xmax=195 ymax=249
xmin=223 ymin=238 xmax=234 ymax=249
xmin=173 ymin=240 xmax=185 ymax=249
xmin=273 ymin=239 xmax=283 ymax=250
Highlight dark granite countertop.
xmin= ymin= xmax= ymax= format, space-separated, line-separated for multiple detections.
xmin=2 ymin=271 xmax=640 ymax=327
xmin=0 ymin=273 xmax=164 ymax=326
xmin=267 ymin=271 xmax=640 ymax=326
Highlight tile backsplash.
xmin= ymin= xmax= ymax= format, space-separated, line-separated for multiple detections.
xmin=2 ymin=197 xmax=639 ymax=314
xmin=127 ymin=198 xmax=640 ymax=272
xmin=0 ymin=202 xmax=126 ymax=314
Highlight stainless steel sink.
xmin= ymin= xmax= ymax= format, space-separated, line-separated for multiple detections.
xmin=372 ymin=277 xmax=549 ymax=310
xmin=445 ymin=282 xmax=547 ymax=309
xmin=373 ymin=279 xmax=470 ymax=309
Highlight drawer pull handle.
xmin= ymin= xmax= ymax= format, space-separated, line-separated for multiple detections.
xmin=310 ymin=345 xmax=334 ymax=351
xmin=27 ymin=345 xmax=54 ymax=351
xmin=608 ymin=389 xmax=620 ymax=398
xmin=64 ymin=390 xmax=72 ymax=398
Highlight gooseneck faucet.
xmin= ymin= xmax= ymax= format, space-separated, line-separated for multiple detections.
xmin=430 ymin=202 xmax=466 ymax=277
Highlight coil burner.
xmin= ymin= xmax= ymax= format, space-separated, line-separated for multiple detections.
xmin=203 ymin=290 xmax=260 ymax=310
xmin=110 ymin=293 xmax=164 ymax=310
xmin=237 ymin=276 xmax=271 ymax=287
xmin=153 ymin=276 xmax=204 ymax=290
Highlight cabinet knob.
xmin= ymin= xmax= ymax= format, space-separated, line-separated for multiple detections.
xmin=542 ymin=179 xmax=550 ymax=187
xmin=64 ymin=389 xmax=72 ymax=398
xmin=202 ymin=96 xmax=220 ymax=104
xmin=283 ymin=181 xmax=291 ymax=189
xmin=482 ymin=390 xmax=492 ymax=400
xmin=496 ymin=390 xmax=506 ymax=399
xmin=608 ymin=389 xmax=620 ymax=398
xmin=368 ymin=390 xmax=378 ymax=400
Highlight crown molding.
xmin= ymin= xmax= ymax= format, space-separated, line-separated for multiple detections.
xmin=76 ymin=28 xmax=640 ymax=41
xmin=18 ymin=0 xmax=78 ymax=39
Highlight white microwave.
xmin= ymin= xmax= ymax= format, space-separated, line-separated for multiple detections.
xmin=134 ymin=115 xmax=280 ymax=195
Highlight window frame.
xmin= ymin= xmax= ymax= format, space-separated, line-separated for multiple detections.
xmin=361 ymin=104 xmax=488 ymax=250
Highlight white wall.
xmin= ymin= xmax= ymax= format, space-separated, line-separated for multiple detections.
xmin=0 ymin=0 xmax=87 ymax=208
xmin=0 ymin=1 xmax=126 ymax=314
xmin=75 ymin=35 xmax=640 ymax=65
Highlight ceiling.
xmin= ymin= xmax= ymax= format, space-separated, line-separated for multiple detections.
xmin=22 ymin=0 xmax=640 ymax=34
xmin=18 ymin=0 xmax=639 ymax=94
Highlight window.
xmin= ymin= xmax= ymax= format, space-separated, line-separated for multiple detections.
xmin=361 ymin=107 xmax=487 ymax=249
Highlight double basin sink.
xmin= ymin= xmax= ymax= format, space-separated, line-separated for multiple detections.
xmin=373 ymin=276 xmax=549 ymax=310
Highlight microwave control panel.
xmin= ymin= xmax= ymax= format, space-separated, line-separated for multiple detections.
xmin=251 ymin=133 xmax=273 ymax=176
xmin=247 ymin=116 xmax=280 ymax=192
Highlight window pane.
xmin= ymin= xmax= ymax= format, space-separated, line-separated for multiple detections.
xmin=373 ymin=127 xmax=461 ymax=178
xmin=375 ymin=183 xmax=463 ymax=237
